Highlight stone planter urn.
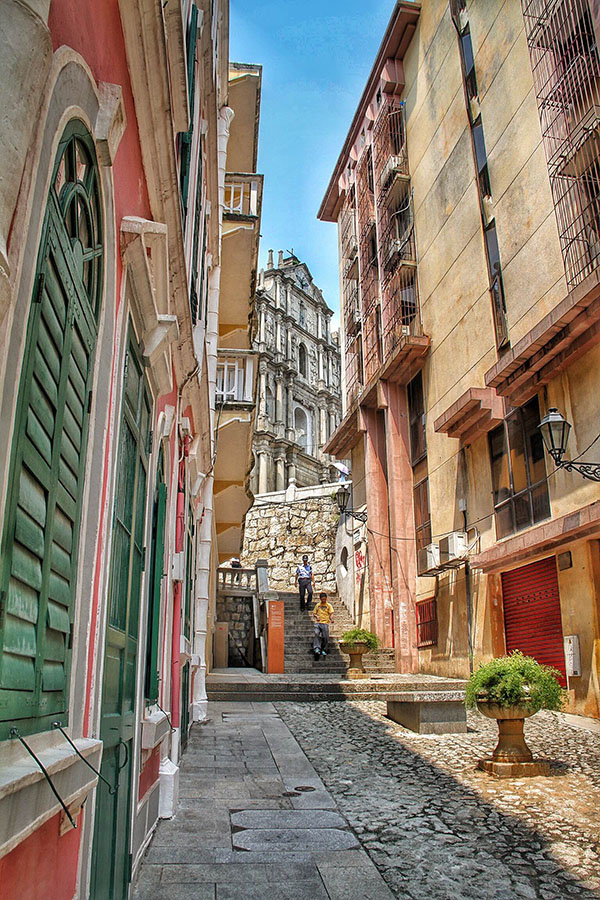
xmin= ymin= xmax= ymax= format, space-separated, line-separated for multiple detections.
xmin=340 ymin=642 xmax=369 ymax=680
xmin=476 ymin=699 xmax=549 ymax=777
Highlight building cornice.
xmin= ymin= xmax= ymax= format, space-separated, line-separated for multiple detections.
xmin=318 ymin=1 xmax=420 ymax=222
xmin=118 ymin=0 xmax=201 ymax=389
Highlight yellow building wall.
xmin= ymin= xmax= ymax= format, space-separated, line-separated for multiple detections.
xmin=395 ymin=0 xmax=600 ymax=713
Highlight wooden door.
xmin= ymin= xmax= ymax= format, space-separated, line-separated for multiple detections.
xmin=90 ymin=328 xmax=152 ymax=899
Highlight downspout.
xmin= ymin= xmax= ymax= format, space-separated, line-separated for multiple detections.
xmin=170 ymin=443 xmax=187 ymax=745
xmin=192 ymin=104 xmax=234 ymax=721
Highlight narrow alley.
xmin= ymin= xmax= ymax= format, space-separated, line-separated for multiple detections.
xmin=134 ymin=697 xmax=600 ymax=900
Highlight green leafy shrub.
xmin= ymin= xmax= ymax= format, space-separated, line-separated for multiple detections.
xmin=465 ymin=651 xmax=566 ymax=711
xmin=341 ymin=628 xmax=379 ymax=652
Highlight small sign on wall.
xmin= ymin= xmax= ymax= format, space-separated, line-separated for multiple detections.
xmin=564 ymin=634 xmax=581 ymax=677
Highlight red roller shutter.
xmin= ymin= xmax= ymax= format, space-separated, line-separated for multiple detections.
xmin=501 ymin=557 xmax=566 ymax=685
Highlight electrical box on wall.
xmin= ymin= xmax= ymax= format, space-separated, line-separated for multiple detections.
xmin=564 ymin=634 xmax=581 ymax=677
xmin=172 ymin=551 xmax=186 ymax=582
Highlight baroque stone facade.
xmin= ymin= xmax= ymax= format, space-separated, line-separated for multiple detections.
xmin=251 ymin=250 xmax=343 ymax=494
xmin=242 ymin=485 xmax=340 ymax=593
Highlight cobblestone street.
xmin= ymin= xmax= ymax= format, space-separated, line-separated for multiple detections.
xmin=277 ymin=702 xmax=600 ymax=900
xmin=134 ymin=700 xmax=600 ymax=900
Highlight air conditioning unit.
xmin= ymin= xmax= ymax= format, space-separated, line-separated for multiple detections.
xmin=380 ymin=154 xmax=406 ymax=192
xmin=417 ymin=542 xmax=440 ymax=576
xmin=439 ymin=531 xmax=468 ymax=567
xmin=482 ymin=194 xmax=495 ymax=227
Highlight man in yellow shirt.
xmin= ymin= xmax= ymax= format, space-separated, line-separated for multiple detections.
xmin=313 ymin=592 xmax=334 ymax=659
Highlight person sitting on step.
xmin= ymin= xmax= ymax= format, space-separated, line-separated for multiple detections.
xmin=313 ymin=591 xmax=334 ymax=660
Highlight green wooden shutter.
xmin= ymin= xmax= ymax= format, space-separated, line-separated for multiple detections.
xmin=180 ymin=4 xmax=199 ymax=222
xmin=145 ymin=480 xmax=166 ymax=703
xmin=0 ymin=122 xmax=102 ymax=739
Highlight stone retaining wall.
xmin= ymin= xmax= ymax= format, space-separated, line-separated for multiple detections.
xmin=242 ymin=493 xmax=339 ymax=593
xmin=215 ymin=594 xmax=254 ymax=666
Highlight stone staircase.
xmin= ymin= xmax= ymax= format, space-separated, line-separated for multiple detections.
xmin=280 ymin=591 xmax=396 ymax=676
xmin=206 ymin=672 xmax=467 ymax=703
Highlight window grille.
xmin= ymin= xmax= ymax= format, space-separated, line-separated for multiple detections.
xmin=521 ymin=0 xmax=600 ymax=287
xmin=372 ymin=97 xmax=408 ymax=199
xmin=416 ymin=598 xmax=438 ymax=648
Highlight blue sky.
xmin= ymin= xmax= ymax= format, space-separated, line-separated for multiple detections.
xmin=229 ymin=0 xmax=395 ymax=324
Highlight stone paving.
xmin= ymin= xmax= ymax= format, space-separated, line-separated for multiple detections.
xmin=133 ymin=702 xmax=395 ymax=899
xmin=277 ymin=701 xmax=600 ymax=900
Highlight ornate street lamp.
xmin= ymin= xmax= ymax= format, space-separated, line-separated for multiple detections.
xmin=335 ymin=484 xmax=368 ymax=523
xmin=539 ymin=407 xmax=600 ymax=482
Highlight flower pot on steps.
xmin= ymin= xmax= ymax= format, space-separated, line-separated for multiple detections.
xmin=476 ymin=700 xmax=549 ymax=777
xmin=339 ymin=642 xmax=369 ymax=679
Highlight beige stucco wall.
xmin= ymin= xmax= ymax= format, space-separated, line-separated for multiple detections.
xmin=399 ymin=0 xmax=600 ymax=712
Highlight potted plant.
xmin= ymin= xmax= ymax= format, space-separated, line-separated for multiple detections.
xmin=466 ymin=651 xmax=566 ymax=776
xmin=340 ymin=628 xmax=379 ymax=680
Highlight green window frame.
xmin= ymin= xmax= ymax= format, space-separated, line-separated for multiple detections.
xmin=180 ymin=3 xmax=199 ymax=223
xmin=0 ymin=120 xmax=103 ymax=739
xmin=183 ymin=500 xmax=195 ymax=641
xmin=145 ymin=448 xmax=167 ymax=703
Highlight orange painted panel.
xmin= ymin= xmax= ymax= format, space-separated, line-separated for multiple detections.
xmin=0 ymin=811 xmax=81 ymax=900
xmin=268 ymin=601 xmax=285 ymax=674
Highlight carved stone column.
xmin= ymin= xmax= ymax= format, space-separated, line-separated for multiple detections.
xmin=329 ymin=408 xmax=337 ymax=440
xmin=275 ymin=375 xmax=284 ymax=438
xmin=275 ymin=454 xmax=286 ymax=492
xmin=319 ymin=405 xmax=328 ymax=454
xmin=286 ymin=377 xmax=295 ymax=441
xmin=257 ymin=360 xmax=267 ymax=427
xmin=258 ymin=450 xmax=269 ymax=495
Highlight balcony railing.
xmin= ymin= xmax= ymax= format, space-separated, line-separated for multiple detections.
xmin=522 ymin=0 xmax=600 ymax=288
xmin=382 ymin=267 xmax=422 ymax=357
xmin=373 ymin=97 xmax=408 ymax=200
xmin=363 ymin=304 xmax=383 ymax=382
xmin=356 ymin=150 xmax=375 ymax=238
xmin=343 ymin=280 xmax=361 ymax=337
xmin=217 ymin=566 xmax=257 ymax=594
xmin=382 ymin=222 xmax=417 ymax=275
xmin=216 ymin=351 xmax=256 ymax=405
xmin=344 ymin=335 xmax=363 ymax=407
xmin=340 ymin=202 xmax=358 ymax=259
xmin=224 ymin=174 xmax=262 ymax=217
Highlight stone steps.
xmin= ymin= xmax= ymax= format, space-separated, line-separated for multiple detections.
xmin=279 ymin=590 xmax=397 ymax=677
xmin=207 ymin=676 xmax=467 ymax=703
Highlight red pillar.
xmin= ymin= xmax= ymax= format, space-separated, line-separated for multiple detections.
xmin=363 ymin=406 xmax=394 ymax=647
xmin=384 ymin=382 xmax=418 ymax=672
xmin=171 ymin=453 xmax=186 ymax=727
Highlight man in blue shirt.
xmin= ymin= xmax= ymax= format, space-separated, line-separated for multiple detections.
xmin=295 ymin=554 xmax=314 ymax=611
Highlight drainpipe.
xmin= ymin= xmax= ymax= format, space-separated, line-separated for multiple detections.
xmin=170 ymin=446 xmax=187 ymax=751
xmin=192 ymin=104 xmax=234 ymax=721
xmin=462 ymin=506 xmax=474 ymax=675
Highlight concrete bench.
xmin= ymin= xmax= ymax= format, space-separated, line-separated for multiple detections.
xmin=386 ymin=690 xmax=467 ymax=734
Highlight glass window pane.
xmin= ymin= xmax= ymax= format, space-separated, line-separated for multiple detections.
xmin=489 ymin=425 xmax=510 ymax=505
xmin=472 ymin=120 xmax=488 ymax=174
xmin=508 ymin=413 xmax=527 ymax=494
xmin=484 ymin=225 xmax=501 ymax=274
xmin=531 ymin=482 xmax=551 ymax=524
xmin=514 ymin=492 xmax=532 ymax=531
xmin=522 ymin=397 xmax=547 ymax=484
xmin=495 ymin=501 xmax=514 ymax=539
xmin=461 ymin=32 xmax=475 ymax=74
